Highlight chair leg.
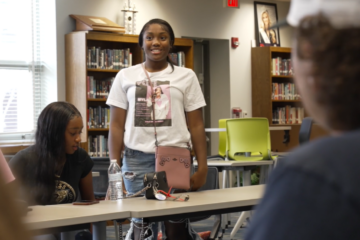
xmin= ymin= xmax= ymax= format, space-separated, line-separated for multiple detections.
xmin=92 ymin=221 xmax=107 ymax=240
xmin=229 ymin=211 xmax=251 ymax=239
xmin=113 ymin=220 xmax=119 ymax=240
xmin=259 ymin=166 xmax=267 ymax=184
xmin=226 ymin=171 xmax=231 ymax=226
xmin=242 ymin=170 xmax=251 ymax=186
xmin=221 ymin=170 xmax=228 ymax=231
xmin=222 ymin=170 xmax=227 ymax=189
xmin=229 ymin=170 xmax=252 ymax=236
xmin=236 ymin=171 xmax=240 ymax=187
xmin=209 ymin=215 xmax=221 ymax=240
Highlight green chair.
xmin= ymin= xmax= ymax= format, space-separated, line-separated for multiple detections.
xmin=225 ymin=118 xmax=275 ymax=161
xmin=218 ymin=119 xmax=228 ymax=158
xmin=225 ymin=118 xmax=275 ymax=239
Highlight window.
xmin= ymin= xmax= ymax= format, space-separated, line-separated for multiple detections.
xmin=0 ymin=0 xmax=52 ymax=143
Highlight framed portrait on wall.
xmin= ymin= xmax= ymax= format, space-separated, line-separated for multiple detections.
xmin=254 ymin=1 xmax=281 ymax=47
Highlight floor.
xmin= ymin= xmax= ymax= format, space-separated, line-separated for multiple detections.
xmin=106 ymin=212 xmax=246 ymax=240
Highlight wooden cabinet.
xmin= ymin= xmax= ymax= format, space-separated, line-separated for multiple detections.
xmin=251 ymin=47 xmax=327 ymax=152
xmin=65 ymin=31 xmax=194 ymax=152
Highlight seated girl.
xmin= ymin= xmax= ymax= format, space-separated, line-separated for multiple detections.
xmin=9 ymin=101 xmax=95 ymax=205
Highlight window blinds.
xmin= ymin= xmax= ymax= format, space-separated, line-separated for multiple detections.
xmin=0 ymin=0 xmax=42 ymax=141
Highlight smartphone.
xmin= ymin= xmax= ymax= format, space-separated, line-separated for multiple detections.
xmin=72 ymin=200 xmax=100 ymax=205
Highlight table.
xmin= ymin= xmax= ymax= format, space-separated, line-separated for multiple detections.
xmin=128 ymin=185 xmax=264 ymax=221
xmin=205 ymin=126 xmax=292 ymax=144
xmin=24 ymin=186 xmax=264 ymax=240
xmin=194 ymin=160 xmax=273 ymax=187
xmin=24 ymin=201 xmax=131 ymax=239
xmin=205 ymin=126 xmax=291 ymax=132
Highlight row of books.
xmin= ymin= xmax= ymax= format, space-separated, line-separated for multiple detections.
xmin=272 ymin=106 xmax=305 ymax=124
xmin=272 ymin=83 xmax=300 ymax=100
xmin=87 ymin=106 xmax=110 ymax=129
xmin=87 ymin=76 xmax=114 ymax=99
xmin=168 ymin=51 xmax=185 ymax=67
xmin=271 ymin=57 xmax=294 ymax=76
xmin=88 ymin=135 xmax=109 ymax=157
xmin=87 ymin=47 xmax=132 ymax=70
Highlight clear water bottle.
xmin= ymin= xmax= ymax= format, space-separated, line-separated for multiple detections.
xmin=108 ymin=159 xmax=122 ymax=200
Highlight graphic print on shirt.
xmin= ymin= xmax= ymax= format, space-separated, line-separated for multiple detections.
xmin=54 ymin=180 xmax=76 ymax=203
xmin=134 ymin=80 xmax=171 ymax=127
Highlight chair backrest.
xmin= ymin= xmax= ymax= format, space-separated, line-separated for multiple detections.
xmin=190 ymin=166 xmax=219 ymax=222
xmin=91 ymin=157 xmax=110 ymax=198
xmin=226 ymin=118 xmax=271 ymax=160
xmin=299 ymin=117 xmax=313 ymax=145
xmin=218 ymin=119 xmax=230 ymax=157
xmin=195 ymin=166 xmax=219 ymax=191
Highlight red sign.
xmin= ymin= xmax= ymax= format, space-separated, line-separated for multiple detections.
xmin=227 ymin=0 xmax=238 ymax=8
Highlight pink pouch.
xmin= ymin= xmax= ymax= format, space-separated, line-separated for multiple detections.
xmin=155 ymin=146 xmax=191 ymax=190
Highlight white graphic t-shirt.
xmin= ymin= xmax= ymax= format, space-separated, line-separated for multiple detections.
xmin=107 ymin=63 xmax=206 ymax=153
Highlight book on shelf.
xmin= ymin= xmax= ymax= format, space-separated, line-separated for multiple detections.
xmin=87 ymin=47 xmax=131 ymax=70
xmin=87 ymin=76 xmax=114 ymax=99
xmin=272 ymin=106 xmax=304 ymax=124
xmin=272 ymin=83 xmax=300 ymax=100
xmin=168 ymin=51 xmax=185 ymax=67
xmin=271 ymin=57 xmax=293 ymax=76
xmin=88 ymin=135 xmax=109 ymax=157
xmin=88 ymin=106 xmax=110 ymax=129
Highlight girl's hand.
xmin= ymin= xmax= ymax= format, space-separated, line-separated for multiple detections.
xmin=190 ymin=167 xmax=208 ymax=191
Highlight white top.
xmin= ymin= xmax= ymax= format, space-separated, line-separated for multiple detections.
xmin=129 ymin=185 xmax=264 ymax=218
xmin=107 ymin=63 xmax=206 ymax=153
xmin=194 ymin=160 xmax=274 ymax=167
xmin=205 ymin=126 xmax=291 ymax=132
xmin=24 ymin=185 xmax=264 ymax=229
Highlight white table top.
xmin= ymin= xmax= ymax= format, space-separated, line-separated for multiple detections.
xmin=24 ymin=185 xmax=264 ymax=230
xmin=269 ymin=126 xmax=291 ymax=131
xmin=205 ymin=128 xmax=226 ymax=132
xmin=205 ymin=126 xmax=291 ymax=132
xmin=130 ymin=185 xmax=264 ymax=219
xmin=195 ymin=160 xmax=274 ymax=167
xmin=24 ymin=201 xmax=131 ymax=230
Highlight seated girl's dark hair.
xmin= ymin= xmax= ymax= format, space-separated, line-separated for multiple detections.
xmin=138 ymin=18 xmax=175 ymax=71
xmin=296 ymin=14 xmax=360 ymax=131
xmin=34 ymin=101 xmax=81 ymax=204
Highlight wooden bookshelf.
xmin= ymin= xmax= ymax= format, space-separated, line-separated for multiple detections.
xmin=251 ymin=47 xmax=327 ymax=151
xmin=65 ymin=31 xmax=194 ymax=153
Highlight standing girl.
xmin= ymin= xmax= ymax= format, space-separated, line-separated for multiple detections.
xmin=107 ymin=18 xmax=208 ymax=240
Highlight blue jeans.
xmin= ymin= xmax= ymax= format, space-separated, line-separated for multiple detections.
xmin=122 ymin=147 xmax=201 ymax=240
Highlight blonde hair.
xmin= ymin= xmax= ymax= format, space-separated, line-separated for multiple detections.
xmin=262 ymin=10 xmax=272 ymax=29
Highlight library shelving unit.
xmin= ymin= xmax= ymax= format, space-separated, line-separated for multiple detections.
xmin=251 ymin=47 xmax=327 ymax=152
xmin=65 ymin=31 xmax=194 ymax=152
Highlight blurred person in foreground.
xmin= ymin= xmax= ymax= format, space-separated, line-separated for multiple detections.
xmin=0 ymin=174 xmax=31 ymax=240
xmin=0 ymin=149 xmax=15 ymax=185
xmin=245 ymin=0 xmax=360 ymax=239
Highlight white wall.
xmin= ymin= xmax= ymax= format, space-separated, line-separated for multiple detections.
xmin=209 ymin=39 xmax=231 ymax=155
xmin=55 ymin=0 xmax=124 ymax=102
xmin=56 ymin=0 xmax=292 ymax=117
xmin=40 ymin=0 xmax=57 ymax=108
